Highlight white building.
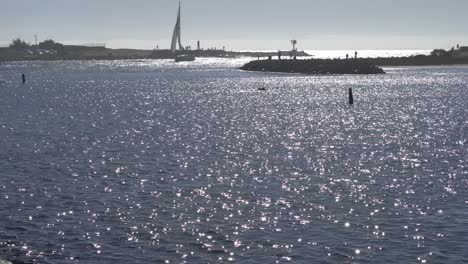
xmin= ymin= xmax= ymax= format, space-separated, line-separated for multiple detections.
xmin=453 ymin=46 xmax=468 ymax=58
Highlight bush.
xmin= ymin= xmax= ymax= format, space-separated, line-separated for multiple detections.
xmin=9 ymin=37 xmax=31 ymax=50
xmin=430 ymin=49 xmax=447 ymax=57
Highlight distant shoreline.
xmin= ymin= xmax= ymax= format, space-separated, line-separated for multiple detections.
xmin=2 ymin=46 xmax=468 ymax=67
xmin=0 ymin=46 xmax=310 ymax=62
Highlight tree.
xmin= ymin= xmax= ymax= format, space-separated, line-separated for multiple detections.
xmin=38 ymin=39 xmax=57 ymax=49
xmin=9 ymin=37 xmax=31 ymax=50
xmin=39 ymin=39 xmax=64 ymax=49
xmin=290 ymin=40 xmax=298 ymax=51
xmin=430 ymin=49 xmax=447 ymax=57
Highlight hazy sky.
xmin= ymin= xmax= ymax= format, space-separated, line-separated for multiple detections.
xmin=1 ymin=0 xmax=468 ymax=50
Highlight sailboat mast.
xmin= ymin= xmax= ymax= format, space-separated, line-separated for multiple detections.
xmin=177 ymin=2 xmax=183 ymax=50
xmin=170 ymin=14 xmax=178 ymax=53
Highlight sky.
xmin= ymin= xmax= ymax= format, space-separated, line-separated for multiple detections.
xmin=1 ymin=0 xmax=468 ymax=50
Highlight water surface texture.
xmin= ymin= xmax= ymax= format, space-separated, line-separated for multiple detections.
xmin=0 ymin=59 xmax=467 ymax=264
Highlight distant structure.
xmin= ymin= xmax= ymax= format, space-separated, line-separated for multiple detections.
xmin=453 ymin=46 xmax=468 ymax=58
xmin=290 ymin=40 xmax=297 ymax=51
xmin=82 ymin=43 xmax=106 ymax=48
xmin=197 ymin=41 xmax=200 ymax=50
xmin=291 ymin=40 xmax=298 ymax=57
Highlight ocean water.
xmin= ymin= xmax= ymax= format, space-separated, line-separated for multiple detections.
xmin=0 ymin=59 xmax=467 ymax=264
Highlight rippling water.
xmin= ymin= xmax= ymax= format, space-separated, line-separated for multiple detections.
xmin=0 ymin=59 xmax=467 ymax=264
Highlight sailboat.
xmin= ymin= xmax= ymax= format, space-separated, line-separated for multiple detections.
xmin=171 ymin=2 xmax=195 ymax=62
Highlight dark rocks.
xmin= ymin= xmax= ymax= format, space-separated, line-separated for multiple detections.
xmin=240 ymin=58 xmax=385 ymax=75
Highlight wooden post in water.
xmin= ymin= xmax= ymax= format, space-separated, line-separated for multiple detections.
xmin=22 ymin=74 xmax=26 ymax=84
xmin=349 ymin=88 xmax=354 ymax=105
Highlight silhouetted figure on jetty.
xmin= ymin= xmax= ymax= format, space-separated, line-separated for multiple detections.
xmin=278 ymin=51 xmax=282 ymax=60
xmin=346 ymin=54 xmax=349 ymax=60
xmin=355 ymin=51 xmax=358 ymax=59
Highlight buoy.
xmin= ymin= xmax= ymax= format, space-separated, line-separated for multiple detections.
xmin=349 ymin=88 xmax=354 ymax=105
xmin=22 ymin=74 xmax=26 ymax=84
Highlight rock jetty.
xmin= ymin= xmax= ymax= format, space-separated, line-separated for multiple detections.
xmin=240 ymin=58 xmax=385 ymax=74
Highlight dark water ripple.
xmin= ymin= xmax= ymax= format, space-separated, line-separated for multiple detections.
xmin=0 ymin=60 xmax=467 ymax=263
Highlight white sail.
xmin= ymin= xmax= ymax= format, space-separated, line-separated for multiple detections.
xmin=171 ymin=3 xmax=184 ymax=54
xmin=170 ymin=23 xmax=179 ymax=53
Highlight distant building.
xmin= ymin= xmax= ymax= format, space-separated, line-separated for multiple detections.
xmin=453 ymin=46 xmax=468 ymax=58
xmin=82 ymin=43 xmax=106 ymax=48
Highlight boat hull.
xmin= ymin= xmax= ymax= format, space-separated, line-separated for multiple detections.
xmin=175 ymin=55 xmax=196 ymax=62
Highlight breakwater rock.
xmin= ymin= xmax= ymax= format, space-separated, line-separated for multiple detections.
xmin=240 ymin=59 xmax=385 ymax=74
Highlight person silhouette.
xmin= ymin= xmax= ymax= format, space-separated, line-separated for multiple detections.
xmin=355 ymin=51 xmax=358 ymax=59
xmin=346 ymin=54 xmax=349 ymax=60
